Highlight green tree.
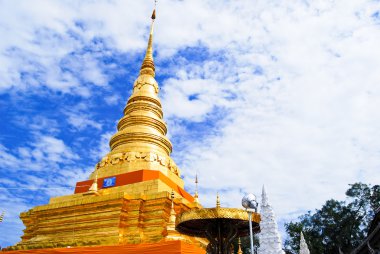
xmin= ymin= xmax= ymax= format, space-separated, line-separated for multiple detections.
xmin=284 ymin=183 xmax=380 ymax=253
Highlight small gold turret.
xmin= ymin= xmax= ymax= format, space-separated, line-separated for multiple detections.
xmin=88 ymin=173 xmax=98 ymax=192
xmin=85 ymin=173 xmax=100 ymax=196
xmin=167 ymin=190 xmax=176 ymax=230
xmin=237 ymin=238 xmax=243 ymax=254
xmin=194 ymin=173 xmax=199 ymax=203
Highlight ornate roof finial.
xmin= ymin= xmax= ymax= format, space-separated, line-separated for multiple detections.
xmin=194 ymin=173 xmax=199 ymax=203
xmin=140 ymin=7 xmax=156 ymax=77
xmin=167 ymin=190 xmax=176 ymax=230
xmin=0 ymin=211 xmax=5 ymax=223
xmin=237 ymin=238 xmax=243 ymax=254
xmin=216 ymin=192 xmax=220 ymax=208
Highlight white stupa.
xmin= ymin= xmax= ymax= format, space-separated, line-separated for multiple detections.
xmin=299 ymin=232 xmax=310 ymax=254
xmin=258 ymin=185 xmax=285 ymax=254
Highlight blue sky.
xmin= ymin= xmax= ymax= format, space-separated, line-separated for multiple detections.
xmin=1 ymin=0 xmax=380 ymax=248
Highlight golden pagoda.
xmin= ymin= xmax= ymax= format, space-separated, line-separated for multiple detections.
xmin=7 ymin=9 xmax=205 ymax=252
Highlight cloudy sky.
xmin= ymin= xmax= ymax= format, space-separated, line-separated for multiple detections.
xmin=1 ymin=0 xmax=380 ymax=247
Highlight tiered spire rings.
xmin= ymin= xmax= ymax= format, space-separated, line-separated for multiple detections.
xmin=108 ymin=8 xmax=173 ymax=157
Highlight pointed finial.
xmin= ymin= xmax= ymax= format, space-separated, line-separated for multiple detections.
xmin=139 ymin=8 xmax=156 ymax=77
xmin=194 ymin=173 xmax=199 ymax=202
xmin=216 ymin=192 xmax=220 ymax=208
xmin=0 ymin=211 xmax=5 ymax=223
xmin=151 ymin=9 xmax=156 ymax=20
xmin=170 ymin=189 xmax=175 ymax=205
xmin=237 ymin=238 xmax=243 ymax=254
xmin=167 ymin=189 xmax=177 ymax=231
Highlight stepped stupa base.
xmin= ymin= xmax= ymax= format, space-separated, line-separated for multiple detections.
xmin=7 ymin=173 xmax=203 ymax=251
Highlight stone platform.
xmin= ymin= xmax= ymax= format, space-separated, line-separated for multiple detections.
xmin=2 ymin=240 xmax=205 ymax=253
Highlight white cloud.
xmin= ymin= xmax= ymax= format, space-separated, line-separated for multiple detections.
xmin=63 ymin=103 xmax=103 ymax=131
xmin=104 ymin=94 xmax=122 ymax=105
xmin=165 ymin=0 xmax=380 ymax=222
xmin=90 ymin=131 xmax=114 ymax=160
xmin=162 ymin=77 xmax=233 ymax=121
xmin=1 ymin=134 xmax=78 ymax=172
xmin=67 ymin=114 xmax=102 ymax=131
xmin=0 ymin=0 xmax=110 ymax=95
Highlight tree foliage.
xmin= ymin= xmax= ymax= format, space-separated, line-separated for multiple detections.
xmin=284 ymin=183 xmax=380 ymax=253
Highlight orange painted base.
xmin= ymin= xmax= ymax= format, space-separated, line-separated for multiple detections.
xmin=2 ymin=241 xmax=206 ymax=254
xmin=74 ymin=170 xmax=194 ymax=202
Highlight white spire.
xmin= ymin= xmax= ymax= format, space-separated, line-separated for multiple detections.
xmin=299 ymin=232 xmax=310 ymax=254
xmin=258 ymin=185 xmax=285 ymax=254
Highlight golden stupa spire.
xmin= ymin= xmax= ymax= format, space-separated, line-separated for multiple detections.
xmin=91 ymin=4 xmax=183 ymax=191
xmin=216 ymin=193 xmax=220 ymax=208
xmin=106 ymin=6 xmax=173 ymax=160
xmin=140 ymin=9 xmax=156 ymax=77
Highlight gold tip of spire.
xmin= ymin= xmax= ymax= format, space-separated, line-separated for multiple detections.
xmin=216 ymin=193 xmax=220 ymax=208
xmin=139 ymin=8 xmax=156 ymax=77
xmin=151 ymin=9 xmax=156 ymax=20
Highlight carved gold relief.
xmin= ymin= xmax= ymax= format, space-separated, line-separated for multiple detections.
xmin=96 ymin=151 xmax=180 ymax=176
